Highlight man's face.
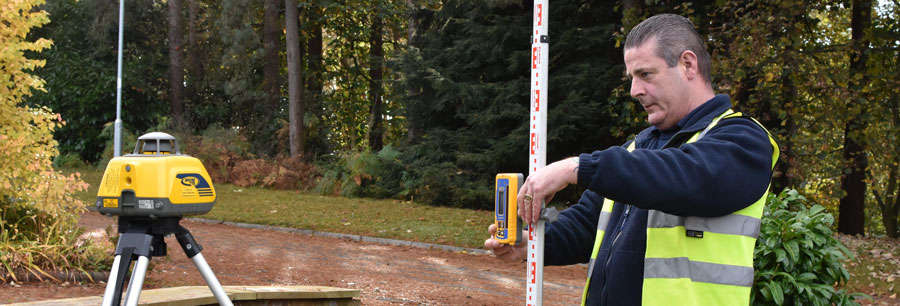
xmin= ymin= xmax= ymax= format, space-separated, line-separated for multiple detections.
xmin=624 ymin=39 xmax=690 ymax=130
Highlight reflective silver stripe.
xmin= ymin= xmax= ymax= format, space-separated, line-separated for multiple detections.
xmin=586 ymin=258 xmax=596 ymax=279
xmin=647 ymin=210 xmax=683 ymax=228
xmin=597 ymin=211 xmax=612 ymax=230
xmin=647 ymin=211 xmax=761 ymax=239
xmin=644 ymin=257 xmax=753 ymax=288
xmin=685 ymin=214 xmax=761 ymax=239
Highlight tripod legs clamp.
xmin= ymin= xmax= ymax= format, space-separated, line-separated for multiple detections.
xmin=100 ymin=218 xmax=233 ymax=306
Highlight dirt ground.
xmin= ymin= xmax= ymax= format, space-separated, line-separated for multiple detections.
xmin=0 ymin=213 xmax=586 ymax=305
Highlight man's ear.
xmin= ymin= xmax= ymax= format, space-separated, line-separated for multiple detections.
xmin=679 ymin=50 xmax=699 ymax=80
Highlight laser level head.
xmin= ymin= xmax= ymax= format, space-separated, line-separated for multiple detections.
xmin=495 ymin=173 xmax=524 ymax=246
xmin=95 ymin=132 xmax=216 ymax=218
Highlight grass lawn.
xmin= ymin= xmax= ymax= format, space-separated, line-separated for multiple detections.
xmin=65 ymin=166 xmax=494 ymax=249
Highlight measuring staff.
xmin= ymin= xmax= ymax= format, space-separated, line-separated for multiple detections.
xmin=486 ymin=14 xmax=779 ymax=306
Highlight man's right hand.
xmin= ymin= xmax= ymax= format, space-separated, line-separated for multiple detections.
xmin=484 ymin=224 xmax=526 ymax=262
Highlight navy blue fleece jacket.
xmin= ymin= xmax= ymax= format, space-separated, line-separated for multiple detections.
xmin=543 ymin=94 xmax=774 ymax=306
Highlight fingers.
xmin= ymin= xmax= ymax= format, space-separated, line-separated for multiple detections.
xmin=518 ymin=159 xmax=578 ymax=225
xmin=485 ymin=224 xmax=525 ymax=262
xmin=517 ymin=178 xmax=540 ymax=226
xmin=516 ymin=184 xmax=529 ymax=223
xmin=524 ymin=177 xmax=541 ymax=225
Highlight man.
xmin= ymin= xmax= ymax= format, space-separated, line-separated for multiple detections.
xmin=484 ymin=14 xmax=778 ymax=306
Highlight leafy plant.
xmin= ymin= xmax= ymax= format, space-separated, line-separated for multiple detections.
xmin=314 ymin=146 xmax=406 ymax=198
xmin=0 ymin=0 xmax=110 ymax=282
xmin=753 ymin=189 xmax=869 ymax=305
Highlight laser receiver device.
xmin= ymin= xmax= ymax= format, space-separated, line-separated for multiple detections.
xmin=95 ymin=132 xmax=216 ymax=218
xmin=495 ymin=173 xmax=524 ymax=246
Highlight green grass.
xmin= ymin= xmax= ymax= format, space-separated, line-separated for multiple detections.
xmin=63 ymin=166 xmax=494 ymax=249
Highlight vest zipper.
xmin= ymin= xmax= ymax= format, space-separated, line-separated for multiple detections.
xmin=597 ymin=204 xmax=632 ymax=304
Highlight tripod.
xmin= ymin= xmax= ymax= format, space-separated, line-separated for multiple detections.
xmin=100 ymin=217 xmax=233 ymax=306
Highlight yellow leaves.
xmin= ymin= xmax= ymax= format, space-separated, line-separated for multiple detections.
xmin=2 ymin=0 xmax=85 ymax=223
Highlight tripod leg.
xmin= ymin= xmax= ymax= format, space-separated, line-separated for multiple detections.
xmin=191 ymin=253 xmax=234 ymax=306
xmin=122 ymin=255 xmax=150 ymax=306
xmin=101 ymin=255 xmax=124 ymax=306
xmin=176 ymin=225 xmax=233 ymax=306
xmin=102 ymin=231 xmax=153 ymax=306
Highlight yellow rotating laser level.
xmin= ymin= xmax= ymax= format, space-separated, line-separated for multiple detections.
xmin=95 ymin=132 xmax=216 ymax=218
xmin=494 ymin=173 xmax=524 ymax=246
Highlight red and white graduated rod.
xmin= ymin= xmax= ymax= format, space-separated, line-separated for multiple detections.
xmin=527 ymin=0 xmax=548 ymax=305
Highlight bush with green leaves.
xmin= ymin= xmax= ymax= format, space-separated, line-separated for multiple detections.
xmin=753 ymin=189 xmax=868 ymax=306
xmin=314 ymin=146 xmax=406 ymax=199
xmin=1 ymin=0 xmax=112 ymax=281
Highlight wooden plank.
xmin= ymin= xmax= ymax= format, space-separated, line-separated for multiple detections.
xmin=8 ymin=286 xmax=360 ymax=306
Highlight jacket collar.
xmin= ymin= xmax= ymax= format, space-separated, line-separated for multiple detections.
xmin=634 ymin=94 xmax=733 ymax=147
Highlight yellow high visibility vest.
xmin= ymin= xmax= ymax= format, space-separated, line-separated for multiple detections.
xmin=581 ymin=109 xmax=780 ymax=306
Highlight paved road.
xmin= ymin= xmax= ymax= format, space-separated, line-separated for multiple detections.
xmin=72 ymin=213 xmax=586 ymax=305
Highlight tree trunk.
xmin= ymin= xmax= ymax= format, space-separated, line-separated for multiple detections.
xmin=839 ymin=128 xmax=867 ymax=236
xmin=880 ymin=158 xmax=900 ymax=238
xmin=405 ymin=0 xmax=422 ymax=144
xmin=285 ymin=0 xmax=304 ymax=157
xmin=879 ymin=80 xmax=900 ymax=238
xmin=305 ymin=6 xmax=324 ymax=153
xmin=888 ymin=50 xmax=900 ymax=239
xmin=367 ymin=11 xmax=384 ymax=151
xmin=773 ymin=18 xmax=800 ymax=192
xmin=168 ymin=0 xmax=187 ymax=132
xmin=838 ymin=0 xmax=873 ymax=236
xmin=187 ymin=0 xmax=202 ymax=88
xmin=263 ymin=0 xmax=281 ymax=115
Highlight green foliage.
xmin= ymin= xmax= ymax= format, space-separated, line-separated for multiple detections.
xmin=753 ymin=189 xmax=869 ymax=305
xmin=314 ymin=146 xmax=406 ymax=199
xmin=27 ymin=0 xmax=169 ymax=163
xmin=0 ymin=203 xmax=113 ymax=282
xmin=317 ymin=0 xmax=408 ymax=152
xmin=94 ymin=122 xmax=138 ymax=169
xmin=0 ymin=0 xmax=110 ymax=281
xmin=394 ymin=0 xmax=631 ymax=208
xmin=53 ymin=152 xmax=88 ymax=168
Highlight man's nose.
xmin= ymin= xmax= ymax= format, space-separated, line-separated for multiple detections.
xmin=630 ymin=79 xmax=644 ymax=98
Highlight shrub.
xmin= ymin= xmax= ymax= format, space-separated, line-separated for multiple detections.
xmin=53 ymin=152 xmax=88 ymax=168
xmin=1 ymin=0 xmax=110 ymax=280
xmin=185 ymin=123 xmax=251 ymax=184
xmin=313 ymin=146 xmax=406 ymax=199
xmin=753 ymin=189 xmax=869 ymax=305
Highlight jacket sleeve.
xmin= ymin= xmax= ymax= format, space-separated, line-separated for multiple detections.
xmin=576 ymin=118 xmax=774 ymax=218
xmin=544 ymin=190 xmax=605 ymax=266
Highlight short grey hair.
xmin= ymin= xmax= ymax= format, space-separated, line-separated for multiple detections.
xmin=624 ymin=14 xmax=711 ymax=85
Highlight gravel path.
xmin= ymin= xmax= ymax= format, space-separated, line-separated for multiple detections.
xmin=1 ymin=212 xmax=586 ymax=305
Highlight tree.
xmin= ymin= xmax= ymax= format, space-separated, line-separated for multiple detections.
xmin=304 ymin=4 xmax=327 ymax=155
xmin=367 ymin=6 xmax=385 ymax=151
xmin=838 ymin=0 xmax=873 ymax=236
xmin=27 ymin=0 xmax=169 ymax=163
xmin=168 ymin=0 xmax=188 ymax=132
xmin=395 ymin=0 xmax=628 ymax=207
xmin=263 ymin=0 xmax=281 ymax=121
xmin=286 ymin=0 xmax=304 ymax=157
xmin=186 ymin=0 xmax=204 ymax=105
xmin=867 ymin=0 xmax=900 ymax=238
xmin=1 ymin=0 xmax=96 ymax=279
xmin=217 ymin=0 xmax=269 ymax=155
